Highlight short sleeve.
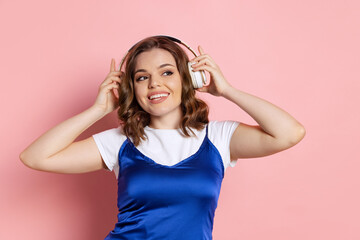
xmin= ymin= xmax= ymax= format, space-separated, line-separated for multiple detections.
xmin=92 ymin=127 xmax=127 ymax=179
xmin=208 ymin=120 xmax=240 ymax=172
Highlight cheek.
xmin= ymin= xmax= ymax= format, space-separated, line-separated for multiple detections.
xmin=134 ymin=85 xmax=145 ymax=104
xmin=176 ymin=80 xmax=183 ymax=98
xmin=169 ymin=76 xmax=182 ymax=94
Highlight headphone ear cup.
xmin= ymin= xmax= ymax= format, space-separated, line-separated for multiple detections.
xmin=187 ymin=62 xmax=207 ymax=89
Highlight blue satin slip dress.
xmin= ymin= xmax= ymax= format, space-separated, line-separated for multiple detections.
xmin=105 ymin=125 xmax=225 ymax=240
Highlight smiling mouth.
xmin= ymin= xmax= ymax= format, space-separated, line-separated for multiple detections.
xmin=148 ymin=93 xmax=170 ymax=104
xmin=148 ymin=93 xmax=170 ymax=100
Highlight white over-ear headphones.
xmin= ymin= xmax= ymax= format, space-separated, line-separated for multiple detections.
xmin=118 ymin=35 xmax=207 ymax=89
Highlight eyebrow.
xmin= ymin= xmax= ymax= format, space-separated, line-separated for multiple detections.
xmin=134 ymin=63 xmax=175 ymax=75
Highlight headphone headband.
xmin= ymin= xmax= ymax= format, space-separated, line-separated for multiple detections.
xmin=118 ymin=35 xmax=199 ymax=71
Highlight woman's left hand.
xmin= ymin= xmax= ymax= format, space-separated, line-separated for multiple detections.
xmin=190 ymin=46 xmax=232 ymax=97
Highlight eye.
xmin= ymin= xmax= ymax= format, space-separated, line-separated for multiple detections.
xmin=163 ymin=71 xmax=173 ymax=76
xmin=136 ymin=76 xmax=148 ymax=81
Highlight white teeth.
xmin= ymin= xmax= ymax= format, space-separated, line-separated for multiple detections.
xmin=149 ymin=93 xmax=169 ymax=100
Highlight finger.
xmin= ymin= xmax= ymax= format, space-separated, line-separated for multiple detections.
xmin=196 ymin=85 xmax=209 ymax=93
xmin=113 ymin=87 xmax=119 ymax=99
xmin=101 ymin=76 xmax=121 ymax=87
xmin=102 ymin=82 xmax=120 ymax=94
xmin=190 ymin=54 xmax=214 ymax=65
xmin=108 ymin=71 xmax=122 ymax=77
xmin=191 ymin=58 xmax=216 ymax=68
xmin=198 ymin=45 xmax=205 ymax=55
xmin=108 ymin=71 xmax=124 ymax=80
xmin=110 ymin=76 xmax=121 ymax=83
xmin=192 ymin=64 xmax=215 ymax=74
xmin=106 ymin=76 xmax=121 ymax=83
xmin=110 ymin=58 xmax=115 ymax=72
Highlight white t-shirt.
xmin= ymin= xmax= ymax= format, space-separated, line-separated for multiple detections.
xmin=92 ymin=120 xmax=240 ymax=179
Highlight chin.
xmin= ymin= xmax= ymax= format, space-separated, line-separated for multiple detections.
xmin=144 ymin=104 xmax=182 ymax=118
xmin=148 ymin=108 xmax=175 ymax=117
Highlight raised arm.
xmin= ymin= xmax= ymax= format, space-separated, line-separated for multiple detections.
xmin=222 ymin=88 xmax=305 ymax=159
xmin=191 ymin=46 xmax=305 ymax=160
xmin=19 ymin=59 xmax=122 ymax=173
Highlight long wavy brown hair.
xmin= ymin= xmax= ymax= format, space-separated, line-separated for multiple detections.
xmin=117 ymin=36 xmax=209 ymax=146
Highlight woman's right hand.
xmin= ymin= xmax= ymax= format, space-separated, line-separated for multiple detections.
xmin=93 ymin=58 xmax=123 ymax=116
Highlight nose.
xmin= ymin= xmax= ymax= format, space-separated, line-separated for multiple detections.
xmin=148 ymin=75 xmax=162 ymax=89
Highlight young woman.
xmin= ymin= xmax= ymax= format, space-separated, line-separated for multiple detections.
xmin=20 ymin=36 xmax=305 ymax=239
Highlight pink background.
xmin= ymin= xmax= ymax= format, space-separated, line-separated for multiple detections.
xmin=1 ymin=0 xmax=359 ymax=239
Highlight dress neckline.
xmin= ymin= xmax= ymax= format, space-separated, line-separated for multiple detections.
xmin=145 ymin=126 xmax=181 ymax=130
xmin=127 ymin=124 xmax=209 ymax=168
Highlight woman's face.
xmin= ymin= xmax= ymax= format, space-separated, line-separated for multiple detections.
xmin=133 ymin=48 xmax=182 ymax=119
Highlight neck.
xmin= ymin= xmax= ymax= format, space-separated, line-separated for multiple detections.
xmin=148 ymin=108 xmax=182 ymax=129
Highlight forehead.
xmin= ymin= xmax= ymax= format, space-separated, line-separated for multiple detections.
xmin=135 ymin=48 xmax=176 ymax=69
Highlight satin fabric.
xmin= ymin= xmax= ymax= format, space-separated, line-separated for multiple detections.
xmin=105 ymin=125 xmax=224 ymax=240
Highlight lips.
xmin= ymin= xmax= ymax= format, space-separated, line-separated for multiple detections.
xmin=147 ymin=91 xmax=170 ymax=100
xmin=147 ymin=91 xmax=170 ymax=104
